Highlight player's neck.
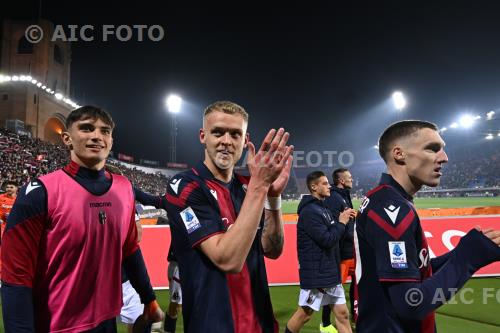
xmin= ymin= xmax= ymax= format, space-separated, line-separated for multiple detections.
xmin=70 ymin=154 xmax=105 ymax=171
xmin=311 ymin=192 xmax=325 ymax=201
xmin=387 ymin=168 xmax=421 ymax=196
xmin=203 ymin=158 xmax=233 ymax=183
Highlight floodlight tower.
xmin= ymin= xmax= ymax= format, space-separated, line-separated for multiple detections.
xmin=166 ymin=94 xmax=182 ymax=163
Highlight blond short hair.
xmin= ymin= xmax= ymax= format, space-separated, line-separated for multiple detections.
xmin=203 ymin=101 xmax=249 ymax=123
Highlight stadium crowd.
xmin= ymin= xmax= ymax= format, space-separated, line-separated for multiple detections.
xmin=1 ymin=128 xmax=499 ymax=197
xmin=0 ymin=128 xmax=169 ymax=195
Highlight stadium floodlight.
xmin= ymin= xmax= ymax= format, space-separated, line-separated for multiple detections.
xmin=449 ymin=122 xmax=458 ymax=129
xmin=392 ymin=91 xmax=407 ymax=110
xmin=487 ymin=111 xmax=495 ymax=120
xmin=440 ymin=127 xmax=447 ymax=132
xmin=459 ymin=115 xmax=475 ymax=129
xmin=36 ymin=82 xmax=42 ymax=87
xmin=166 ymin=94 xmax=182 ymax=114
xmin=165 ymin=94 xmax=183 ymax=163
xmin=31 ymin=79 xmax=38 ymax=84
xmin=55 ymin=93 xmax=63 ymax=100
xmin=0 ymin=75 xmax=12 ymax=83
xmin=373 ymin=145 xmax=379 ymax=149
xmin=12 ymin=76 xmax=19 ymax=81
xmin=485 ymin=134 xmax=494 ymax=140
xmin=498 ymin=133 xmax=500 ymax=137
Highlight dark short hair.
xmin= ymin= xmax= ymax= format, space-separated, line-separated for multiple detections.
xmin=378 ymin=120 xmax=438 ymax=162
xmin=66 ymin=105 xmax=115 ymax=130
xmin=4 ymin=180 xmax=18 ymax=187
xmin=306 ymin=170 xmax=326 ymax=192
xmin=332 ymin=168 xmax=349 ymax=186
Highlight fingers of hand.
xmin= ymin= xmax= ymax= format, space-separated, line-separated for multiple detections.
xmin=247 ymin=141 xmax=256 ymax=160
xmin=262 ymin=128 xmax=289 ymax=163
xmin=483 ymin=229 xmax=500 ymax=246
xmin=259 ymin=129 xmax=277 ymax=152
xmin=275 ymin=145 xmax=294 ymax=169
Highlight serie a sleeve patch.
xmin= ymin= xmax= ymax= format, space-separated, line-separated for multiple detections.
xmin=388 ymin=241 xmax=408 ymax=269
xmin=180 ymin=206 xmax=201 ymax=234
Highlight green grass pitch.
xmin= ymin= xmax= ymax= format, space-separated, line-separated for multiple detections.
xmin=0 ymin=278 xmax=497 ymax=332
xmin=113 ymin=278 xmax=499 ymax=332
xmin=282 ymin=197 xmax=500 ymax=214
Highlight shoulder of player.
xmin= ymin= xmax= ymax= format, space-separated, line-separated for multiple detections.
xmin=165 ymin=171 xmax=210 ymax=207
xmin=326 ymin=191 xmax=344 ymax=206
xmin=7 ymin=179 xmax=47 ymax=228
xmin=18 ymin=179 xmax=47 ymax=202
xmin=358 ymin=185 xmax=409 ymax=215
xmin=298 ymin=200 xmax=328 ymax=221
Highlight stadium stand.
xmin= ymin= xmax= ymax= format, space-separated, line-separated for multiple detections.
xmin=0 ymin=128 xmax=170 ymax=195
xmin=1 ymin=128 xmax=498 ymax=198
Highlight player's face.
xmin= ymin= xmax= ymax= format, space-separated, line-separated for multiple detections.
xmin=5 ymin=184 xmax=17 ymax=196
xmin=312 ymin=176 xmax=331 ymax=199
xmin=340 ymin=171 xmax=353 ymax=189
xmin=62 ymin=117 xmax=113 ymax=170
xmin=403 ymin=128 xmax=448 ymax=188
xmin=200 ymin=111 xmax=249 ymax=171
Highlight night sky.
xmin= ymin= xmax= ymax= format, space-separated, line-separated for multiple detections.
xmin=4 ymin=0 xmax=500 ymax=167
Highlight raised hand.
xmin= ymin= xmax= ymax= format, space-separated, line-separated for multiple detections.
xmin=246 ymin=128 xmax=293 ymax=190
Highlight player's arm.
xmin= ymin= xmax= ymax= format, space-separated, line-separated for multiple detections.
xmin=134 ymin=186 xmax=164 ymax=208
xmin=261 ymin=208 xmax=285 ymax=259
xmin=199 ymin=178 xmax=273 ymax=273
xmin=430 ymin=251 xmax=452 ymax=272
xmin=122 ymin=207 xmax=163 ymax=323
xmin=385 ymin=228 xmax=500 ymax=320
xmin=1 ymin=181 xmax=47 ymax=332
xmin=363 ymin=196 xmax=500 ymax=321
xmin=200 ymin=128 xmax=293 ymax=272
xmin=260 ymin=133 xmax=295 ymax=259
xmin=302 ymin=209 xmax=347 ymax=249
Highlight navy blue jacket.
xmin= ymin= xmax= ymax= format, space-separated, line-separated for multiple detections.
xmin=297 ymin=195 xmax=346 ymax=289
xmin=324 ymin=187 xmax=354 ymax=260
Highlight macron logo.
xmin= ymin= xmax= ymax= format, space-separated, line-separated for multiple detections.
xmin=384 ymin=205 xmax=400 ymax=224
xmin=89 ymin=202 xmax=112 ymax=208
xmin=170 ymin=179 xmax=181 ymax=194
xmin=210 ymin=189 xmax=218 ymax=200
xmin=26 ymin=181 xmax=41 ymax=195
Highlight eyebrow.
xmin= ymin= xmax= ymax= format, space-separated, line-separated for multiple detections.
xmin=211 ymin=127 xmax=243 ymax=135
xmin=424 ymin=142 xmax=444 ymax=150
xmin=77 ymin=122 xmax=112 ymax=131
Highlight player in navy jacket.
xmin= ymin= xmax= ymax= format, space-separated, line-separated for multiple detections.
xmin=285 ymin=171 xmax=355 ymax=333
xmin=354 ymin=120 xmax=500 ymax=333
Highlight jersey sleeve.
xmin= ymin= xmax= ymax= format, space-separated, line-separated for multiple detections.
xmin=1 ymin=180 xmax=46 ymax=332
xmin=2 ymin=180 xmax=47 ymax=287
xmin=122 ymin=206 xmax=140 ymax=259
xmin=165 ymin=176 xmax=224 ymax=248
xmin=361 ymin=196 xmax=421 ymax=281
